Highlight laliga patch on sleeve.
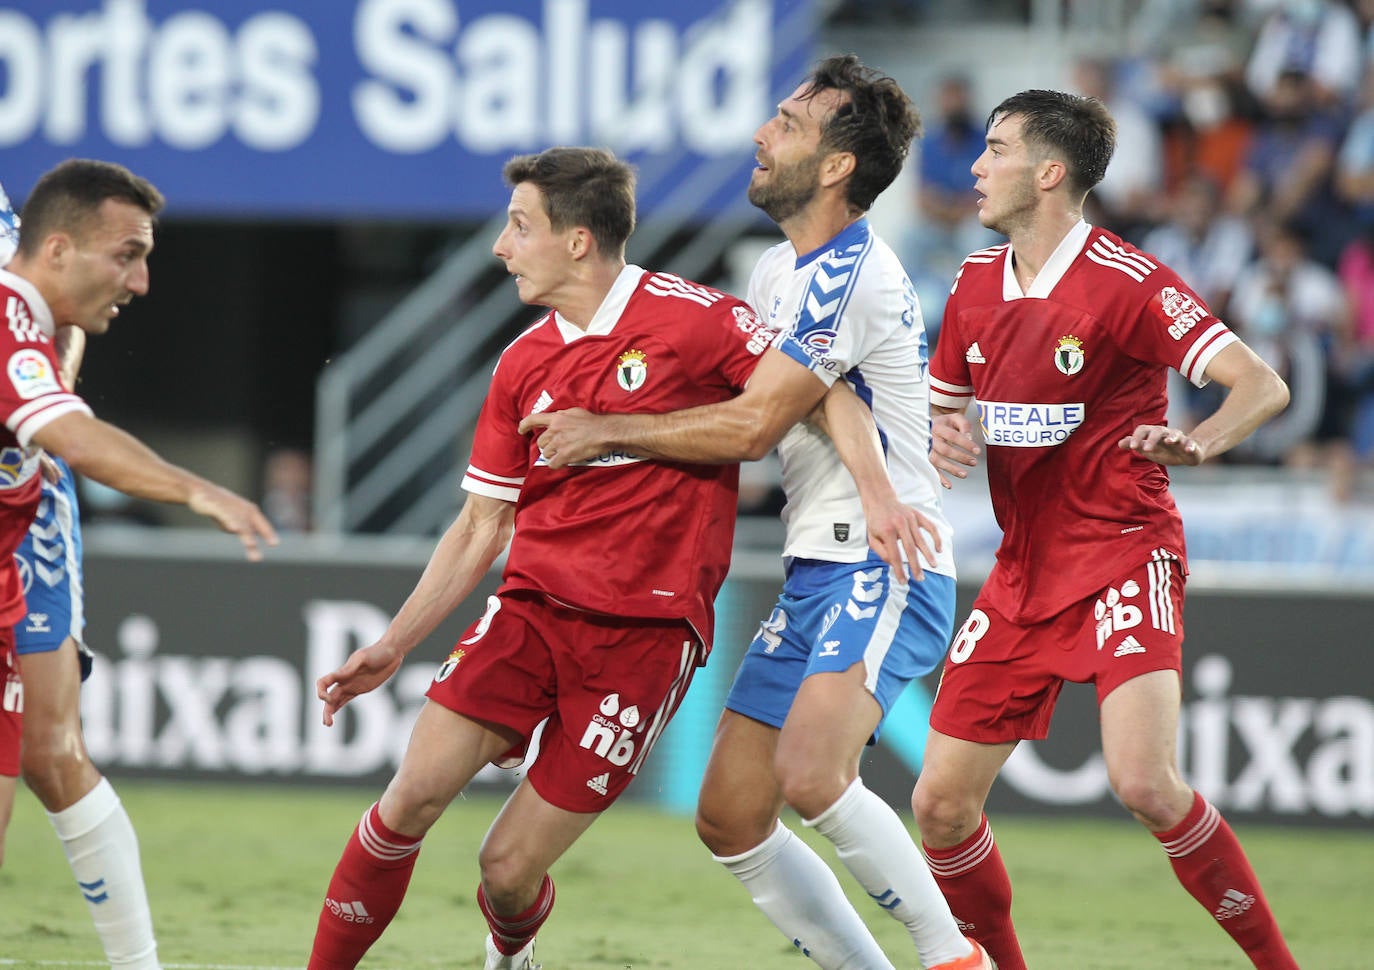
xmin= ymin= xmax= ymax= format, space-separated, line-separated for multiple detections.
xmin=8 ymin=348 xmax=62 ymax=400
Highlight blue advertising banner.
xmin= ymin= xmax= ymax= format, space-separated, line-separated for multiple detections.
xmin=0 ymin=0 xmax=815 ymax=218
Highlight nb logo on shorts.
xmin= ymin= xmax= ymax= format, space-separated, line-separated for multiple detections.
xmin=579 ymin=693 xmax=641 ymax=767
xmin=1094 ymin=581 xmax=1142 ymax=650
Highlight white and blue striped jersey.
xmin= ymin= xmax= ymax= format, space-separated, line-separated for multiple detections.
xmin=751 ymin=218 xmax=955 ymax=577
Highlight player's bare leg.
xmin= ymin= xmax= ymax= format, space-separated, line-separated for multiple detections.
xmin=0 ymin=772 xmax=15 ymax=867
xmin=475 ymin=779 xmax=600 ymax=966
xmin=22 ymin=638 xmax=159 ymax=970
xmin=697 ymin=708 xmax=894 ymax=969
xmin=913 ymin=730 xmax=1024 ymax=970
xmin=1102 ymin=671 xmax=1299 ymax=969
xmin=780 ymin=664 xmax=983 ymax=969
xmin=310 ymin=701 xmax=518 ymax=970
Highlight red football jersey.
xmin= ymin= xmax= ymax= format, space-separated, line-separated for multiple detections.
xmin=930 ymin=223 xmax=1237 ymax=623
xmin=462 ymin=266 xmax=776 ymax=651
xmin=0 ymin=270 xmax=94 ymax=625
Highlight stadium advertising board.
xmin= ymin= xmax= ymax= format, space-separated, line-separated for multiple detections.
xmin=0 ymin=0 xmax=812 ymax=217
xmin=76 ymin=545 xmax=1373 ymax=828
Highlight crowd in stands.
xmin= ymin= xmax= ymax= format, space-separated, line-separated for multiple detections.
xmin=901 ymin=0 xmax=1374 ymax=503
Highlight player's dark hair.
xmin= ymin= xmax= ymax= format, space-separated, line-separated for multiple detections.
xmin=987 ymin=90 xmax=1116 ymax=195
xmin=502 ymin=148 xmax=636 ymax=258
xmin=17 ymin=159 xmax=164 ymax=257
xmin=799 ymin=54 xmax=922 ymax=213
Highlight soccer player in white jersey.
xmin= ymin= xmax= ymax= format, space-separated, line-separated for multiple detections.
xmin=523 ymin=56 xmax=991 ymax=970
xmin=915 ymin=89 xmax=1299 ymax=969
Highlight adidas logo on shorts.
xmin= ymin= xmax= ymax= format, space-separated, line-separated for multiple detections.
xmin=586 ymin=772 xmax=610 ymax=796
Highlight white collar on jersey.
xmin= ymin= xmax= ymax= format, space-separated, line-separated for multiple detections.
xmin=552 ymin=264 xmax=647 ymax=342
xmin=0 ymin=267 xmax=56 ymax=338
xmin=1002 ymin=219 xmax=1091 ymax=301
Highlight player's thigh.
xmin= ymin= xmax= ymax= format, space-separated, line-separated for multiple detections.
xmin=696 ymin=709 xmax=784 ymax=853
xmin=480 ymin=778 xmax=602 ymax=892
xmin=1100 ymin=668 xmax=1192 ymax=821
xmin=381 ymin=700 xmax=521 ymax=836
xmin=775 ymin=663 xmax=880 ymax=784
xmin=14 ymin=637 xmax=84 ymax=731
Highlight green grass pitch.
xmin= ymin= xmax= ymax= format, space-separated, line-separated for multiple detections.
xmin=1 ymin=780 xmax=1368 ymax=968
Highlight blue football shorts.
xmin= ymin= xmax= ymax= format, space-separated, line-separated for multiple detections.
xmin=13 ymin=460 xmax=89 ymax=677
xmin=725 ymin=556 xmax=956 ymax=741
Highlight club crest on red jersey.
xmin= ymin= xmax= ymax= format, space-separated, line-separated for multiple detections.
xmin=1053 ymin=335 xmax=1084 ymax=376
xmin=616 ymin=349 xmax=647 ymax=392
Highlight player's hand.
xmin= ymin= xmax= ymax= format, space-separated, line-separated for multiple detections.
xmin=930 ymin=412 xmax=981 ymax=488
xmin=863 ymin=492 xmax=941 ymax=582
xmin=517 ymin=408 xmax=612 ymax=468
xmin=38 ymin=452 xmax=62 ymax=484
xmin=187 ymin=482 xmax=280 ymax=561
xmin=1118 ymin=425 xmax=1204 ymax=466
xmin=317 ymin=642 xmax=404 ymax=727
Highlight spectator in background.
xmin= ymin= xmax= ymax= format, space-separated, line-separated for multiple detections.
xmin=1244 ymin=0 xmax=1363 ymax=111
xmin=1335 ymin=224 xmax=1374 ymax=491
xmin=1228 ymin=68 xmax=1347 ymax=264
xmin=1141 ymin=171 xmax=1254 ymax=319
xmin=1072 ymin=57 xmax=1165 ymax=239
xmin=262 ymin=447 xmax=313 ymax=533
xmin=908 ymin=74 xmax=998 ymax=282
xmin=1335 ymin=64 xmax=1374 ymax=229
xmin=1229 ymin=221 xmax=1354 ymax=493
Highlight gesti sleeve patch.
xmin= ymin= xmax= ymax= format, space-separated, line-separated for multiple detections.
xmin=8 ymin=348 xmax=61 ymax=399
xmin=1154 ymin=285 xmax=1210 ymax=340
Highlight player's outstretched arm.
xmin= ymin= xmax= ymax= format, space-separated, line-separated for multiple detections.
xmin=929 ymin=404 xmax=981 ymax=489
xmin=316 ymin=492 xmax=514 ymax=726
xmin=1118 ymin=342 xmax=1289 ymax=466
xmin=30 ymin=411 xmax=278 ymax=560
xmin=519 ymin=349 xmax=827 ymax=467
xmin=810 ymin=380 xmax=939 ymax=580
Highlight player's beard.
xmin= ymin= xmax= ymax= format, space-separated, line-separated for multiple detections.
xmin=748 ymin=151 xmax=822 ymax=225
xmin=980 ymin=170 xmax=1038 ymax=238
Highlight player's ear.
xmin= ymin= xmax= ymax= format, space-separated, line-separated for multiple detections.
xmin=1038 ymin=158 xmax=1068 ymax=192
xmin=568 ymin=226 xmax=596 ymax=262
xmin=819 ymin=150 xmax=856 ymax=189
xmin=43 ymin=231 xmax=73 ymax=268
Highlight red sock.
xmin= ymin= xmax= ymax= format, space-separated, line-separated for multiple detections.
xmin=308 ymin=803 xmax=423 ymax=970
xmin=477 ymin=875 xmax=556 ymax=955
xmin=923 ymin=815 xmax=1026 ymax=970
xmin=1156 ymin=792 xmax=1298 ymax=970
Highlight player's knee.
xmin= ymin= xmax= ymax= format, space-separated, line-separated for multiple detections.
xmin=477 ymin=839 xmax=540 ymax=907
xmin=695 ymin=797 xmax=774 ymax=857
xmin=911 ymin=777 xmax=977 ymax=844
xmin=1110 ymin=772 xmax=1188 ymax=828
xmin=776 ymin=765 xmax=846 ymax=821
xmin=18 ymin=726 xmax=90 ymax=791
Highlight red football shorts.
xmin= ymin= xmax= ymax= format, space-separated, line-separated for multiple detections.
xmin=1 ymin=627 xmax=21 ymax=776
xmin=426 ymin=590 xmax=702 ymax=813
xmin=931 ymin=557 xmax=1186 ymax=744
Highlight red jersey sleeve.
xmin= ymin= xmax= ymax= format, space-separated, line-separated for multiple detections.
xmin=0 ymin=283 xmax=91 ymax=446
xmin=929 ymin=276 xmax=974 ymax=410
xmin=644 ymin=274 xmax=775 ymax=392
xmin=461 ymin=336 xmax=534 ymax=504
xmin=1117 ymin=270 xmax=1238 ymax=388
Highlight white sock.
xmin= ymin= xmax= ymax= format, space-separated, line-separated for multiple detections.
xmin=806 ymin=778 xmax=971 ymax=968
xmin=47 ymin=777 xmax=159 ymax=969
xmin=714 ymin=820 xmax=893 ymax=970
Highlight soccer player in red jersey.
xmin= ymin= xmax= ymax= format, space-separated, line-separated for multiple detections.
xmin=0 ymin=160 xmax=277 ymax=969
xmin=306 ymin=147 xmax=794 ymax=970
xmin=914 ymin=89 xmax=1300 ymax=970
